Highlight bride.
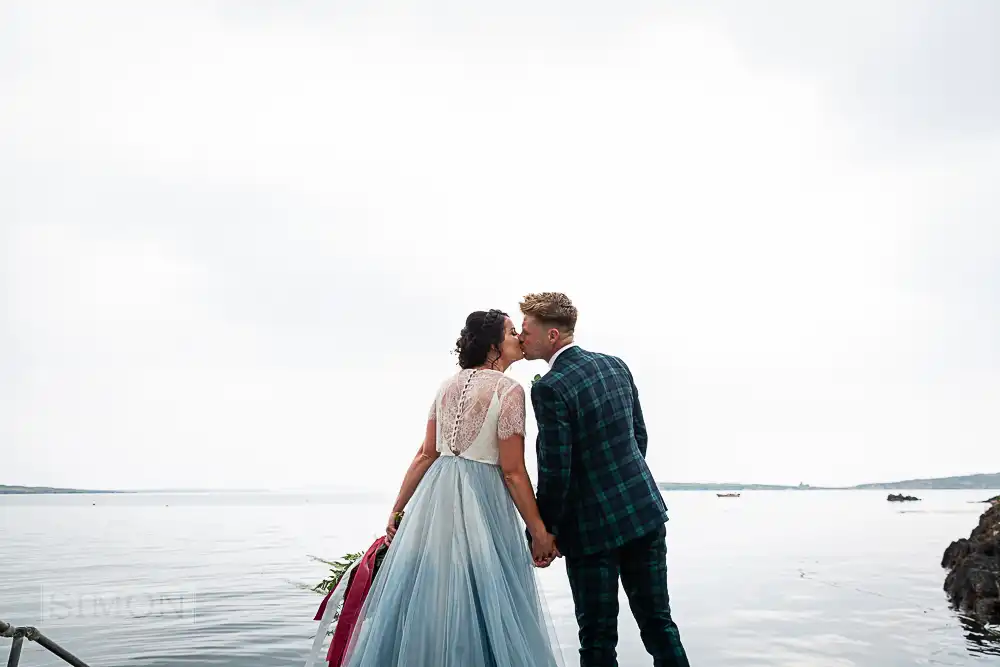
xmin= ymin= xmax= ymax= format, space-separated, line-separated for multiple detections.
xmin=340 ymin=308 xmax=565 ymax=667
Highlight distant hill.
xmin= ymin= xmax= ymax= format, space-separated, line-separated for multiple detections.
xmin=850 ymin=473 xmax=1000 ymax=490
xmin=659 ymin=473 xmax=1000 ymax=492
xmin=658 ymin=482 xmax=810 ymax=491
xmin=0 ymin=485 xmax=124 ymax=495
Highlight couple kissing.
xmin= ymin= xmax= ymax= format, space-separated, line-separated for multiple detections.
xmin=339 ymin=292 xmax=689 ymax=667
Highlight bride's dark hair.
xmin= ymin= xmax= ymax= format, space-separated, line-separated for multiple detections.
xmin=455 ymin=309 xmax=508 ymax=369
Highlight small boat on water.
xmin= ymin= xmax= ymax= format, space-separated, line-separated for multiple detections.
xmin=717 ymin=492 xmax=740 ymax=498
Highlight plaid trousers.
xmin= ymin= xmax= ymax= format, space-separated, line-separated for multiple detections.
xmin=564 ymin=525 xmax=689 ymax=667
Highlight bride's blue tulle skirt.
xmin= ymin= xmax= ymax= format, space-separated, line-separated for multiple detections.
xmin=341 ymin=456 xmax=565 ymax=667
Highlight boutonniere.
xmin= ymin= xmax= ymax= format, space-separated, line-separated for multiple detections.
xmin=531 ymin=374 xmax=542 ymax=386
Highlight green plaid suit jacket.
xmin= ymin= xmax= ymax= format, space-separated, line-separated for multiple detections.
xmin=530 ymin=345 xmax=668 ymax=557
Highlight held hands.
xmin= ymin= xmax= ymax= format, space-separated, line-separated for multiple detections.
xmin=530 ymin=528 xmax=561 ymax=568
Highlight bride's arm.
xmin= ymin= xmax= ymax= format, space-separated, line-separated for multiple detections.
xmin=386 ymin=416 xmax=439 ymax=543
xmin=499 ymin=431 xmax=549 ymax=544
xmin=497 ymin=383 xmax=554 ymax=555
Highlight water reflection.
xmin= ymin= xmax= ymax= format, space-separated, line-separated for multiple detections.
xmin=956 ymin=614 xmax=1000 ymax=657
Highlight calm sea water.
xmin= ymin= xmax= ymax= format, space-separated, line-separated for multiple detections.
xmin=2 ymin=489 xmax=998 ymax=666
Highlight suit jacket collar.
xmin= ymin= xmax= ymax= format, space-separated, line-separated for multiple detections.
xmin=548 ymin=342 xmax=580 ymax=369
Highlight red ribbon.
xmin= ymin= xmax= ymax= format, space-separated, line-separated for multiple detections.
xmin=314 ymin=536 xmax=388 ymax=667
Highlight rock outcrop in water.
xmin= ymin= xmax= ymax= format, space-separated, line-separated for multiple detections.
xmin=942 ymin=497 xmax=1000 ymax=625
xmin=887 ymin=493 xmax=920 ymax=502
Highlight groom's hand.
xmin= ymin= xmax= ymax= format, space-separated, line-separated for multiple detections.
xmin=533 ymin=544 xmax=560 ymax=568
xmin=531 ymin=536 xmax=561 ymax=568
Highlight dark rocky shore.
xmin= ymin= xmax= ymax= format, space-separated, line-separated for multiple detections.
xmin=887 ymin=493 xmax=920 ymax=502
xmin=942 ymin=496 xmax=1000 ymax=625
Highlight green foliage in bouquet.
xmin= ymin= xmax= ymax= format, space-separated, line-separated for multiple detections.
xmin=309 ymin=552 xmax=363 ymax=595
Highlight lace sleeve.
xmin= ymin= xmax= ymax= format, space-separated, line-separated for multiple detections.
xmin=428 ymin=396 xmax=437 ymax=421
xmin=497 ymin=381 xmax=526 ymax=440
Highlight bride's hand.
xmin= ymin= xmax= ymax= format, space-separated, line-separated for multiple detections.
xmin=386 ymin=511 xmax=403 ymax=544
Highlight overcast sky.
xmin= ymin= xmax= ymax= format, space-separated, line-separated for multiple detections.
xmin=3 ymin=1 xmax=998 ymax=491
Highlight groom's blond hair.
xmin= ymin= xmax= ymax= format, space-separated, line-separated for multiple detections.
xmin=519 ymin=292 xmax=578 ymax=334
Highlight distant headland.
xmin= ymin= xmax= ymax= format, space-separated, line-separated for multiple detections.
xmin=0 ymin=485 xmax=266 ymax=495
xmin=0 ymin=484 xmax=127 ymax=495
xmin=658 ymin=472 xmax=1000 ymax=491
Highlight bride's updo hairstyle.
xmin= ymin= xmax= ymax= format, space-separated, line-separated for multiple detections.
xmin=455 ymin=309 xmax=507 ymax=369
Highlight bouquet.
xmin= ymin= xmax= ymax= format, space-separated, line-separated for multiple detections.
xmin=305 ymin=512 xmax=403 ymax=667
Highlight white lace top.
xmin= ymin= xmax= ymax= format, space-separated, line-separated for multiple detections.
xmin=428 ymin=369 xmax=526 ymax=465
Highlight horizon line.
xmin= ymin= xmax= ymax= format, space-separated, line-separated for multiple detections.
xmin=4 ymin=471 xmax=1000 ymax=494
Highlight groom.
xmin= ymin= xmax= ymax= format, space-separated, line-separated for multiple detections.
xmin=519 ymin=292 xmax=689 ymax=667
